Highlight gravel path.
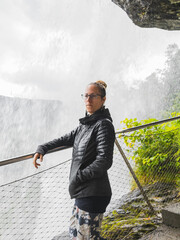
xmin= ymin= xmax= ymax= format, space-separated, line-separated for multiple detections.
xmin=139 ymin=224 xmax=180 ymax=240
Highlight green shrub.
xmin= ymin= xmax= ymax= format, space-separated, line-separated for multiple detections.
xmin=119 ymin=113 xmax=180 ymax=187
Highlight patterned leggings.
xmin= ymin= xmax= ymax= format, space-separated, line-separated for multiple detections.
xmin=69 ymin=205 xmax=106 ymax=240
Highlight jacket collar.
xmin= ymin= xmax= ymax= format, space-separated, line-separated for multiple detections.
xmin=79 ymin=106 xmax=112 ymax=125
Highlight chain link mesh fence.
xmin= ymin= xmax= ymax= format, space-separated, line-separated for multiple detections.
xmin=117 ymin=119 xmax=180 ymax=194
xmin=0 ymin=144 xmax=131 ymax=240
xmin=0 ymin=117 xmax=180 ymax=240
xmin=0 ymin=159 xmax=72 ymax=240
xmin=100 ymin=119 xmax=180 ymax=239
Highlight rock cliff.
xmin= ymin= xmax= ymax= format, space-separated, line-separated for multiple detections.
xmin=112 ymin=0 xmax=180 ymax=30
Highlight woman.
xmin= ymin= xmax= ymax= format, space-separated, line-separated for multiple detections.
xmin=33 ymin=80 xmax=115 ymax=240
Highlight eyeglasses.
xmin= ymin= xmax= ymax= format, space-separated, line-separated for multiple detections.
xmin=81 ymin=93 xmax=102 ymax=100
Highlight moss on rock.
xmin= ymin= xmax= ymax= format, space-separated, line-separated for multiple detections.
xmin=101 ymin=182 xmax=180 ymax=239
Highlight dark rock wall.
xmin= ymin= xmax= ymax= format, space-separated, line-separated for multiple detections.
xmin=112 ymin=0 xmax=180 ymax=30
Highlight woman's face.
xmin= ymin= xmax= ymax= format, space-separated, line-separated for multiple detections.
xmin=84 ymin=84 xmax=106 ymax=115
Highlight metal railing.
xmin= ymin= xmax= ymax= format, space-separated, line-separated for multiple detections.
xmin=0 ymin=116 xmax=180 ymax=240
xmin=0 ymin=146 xmax=71 ymax=167
xmin=0 ymin=116 xmax=180 ymax=166
xmin=1 ymin=116 xmax=179 ymax=167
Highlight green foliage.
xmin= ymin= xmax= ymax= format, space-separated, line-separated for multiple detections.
xmin=119 ymin=113 xmax=180 ymax=187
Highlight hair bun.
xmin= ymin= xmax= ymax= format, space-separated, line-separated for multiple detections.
xmin=95 ymin=80 xmax=107 ymax=89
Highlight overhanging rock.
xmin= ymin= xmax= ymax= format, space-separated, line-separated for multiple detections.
xmin=112 ymin=0 xmax=180 ymax=30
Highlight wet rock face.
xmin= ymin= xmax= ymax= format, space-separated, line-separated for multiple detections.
xmin=101 ymin=182 xmax=180 ymax=239
xmin=112 ymin=0 xmax=180 ymax=30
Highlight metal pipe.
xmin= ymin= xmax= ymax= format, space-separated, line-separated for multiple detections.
xmin=115 ymin=115 xmax=180 ymax=134
xmin=0 ymin=115 xmax=179 ymax=166
xmin=115 ymin=137 xmax=155 ymax=215
xmin=0 ymin=146 xmax=71 ymax=167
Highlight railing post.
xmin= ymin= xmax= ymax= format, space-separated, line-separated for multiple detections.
xmin=115 ymin=137 xmax=155 ymax=215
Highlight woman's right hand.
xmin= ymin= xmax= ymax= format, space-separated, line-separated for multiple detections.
xmin=33 ymin=153 xmax=43 ymax=169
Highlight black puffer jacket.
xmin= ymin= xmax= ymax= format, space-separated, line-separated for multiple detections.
xmin=36 ymin=107 xmax=115 ymax=199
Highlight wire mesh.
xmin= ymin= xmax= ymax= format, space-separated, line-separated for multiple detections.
xmin=100 ymin=120 xmax=180 ymax=239
xmin=0 ymin=145 xmax=130 ymax=240
xmin=0 ymin=118 xmax=180 ymax=240
xmin=117 ymin=122 xmax=180 ymax=193
xmin=115 ymin=120 xmax=180 ymax=213
xmin=0 ymin=160 xmax=73 ymax=240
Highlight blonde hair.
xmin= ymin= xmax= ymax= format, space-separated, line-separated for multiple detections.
xmin=95 ymin=80 xmax=107 ymax=89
